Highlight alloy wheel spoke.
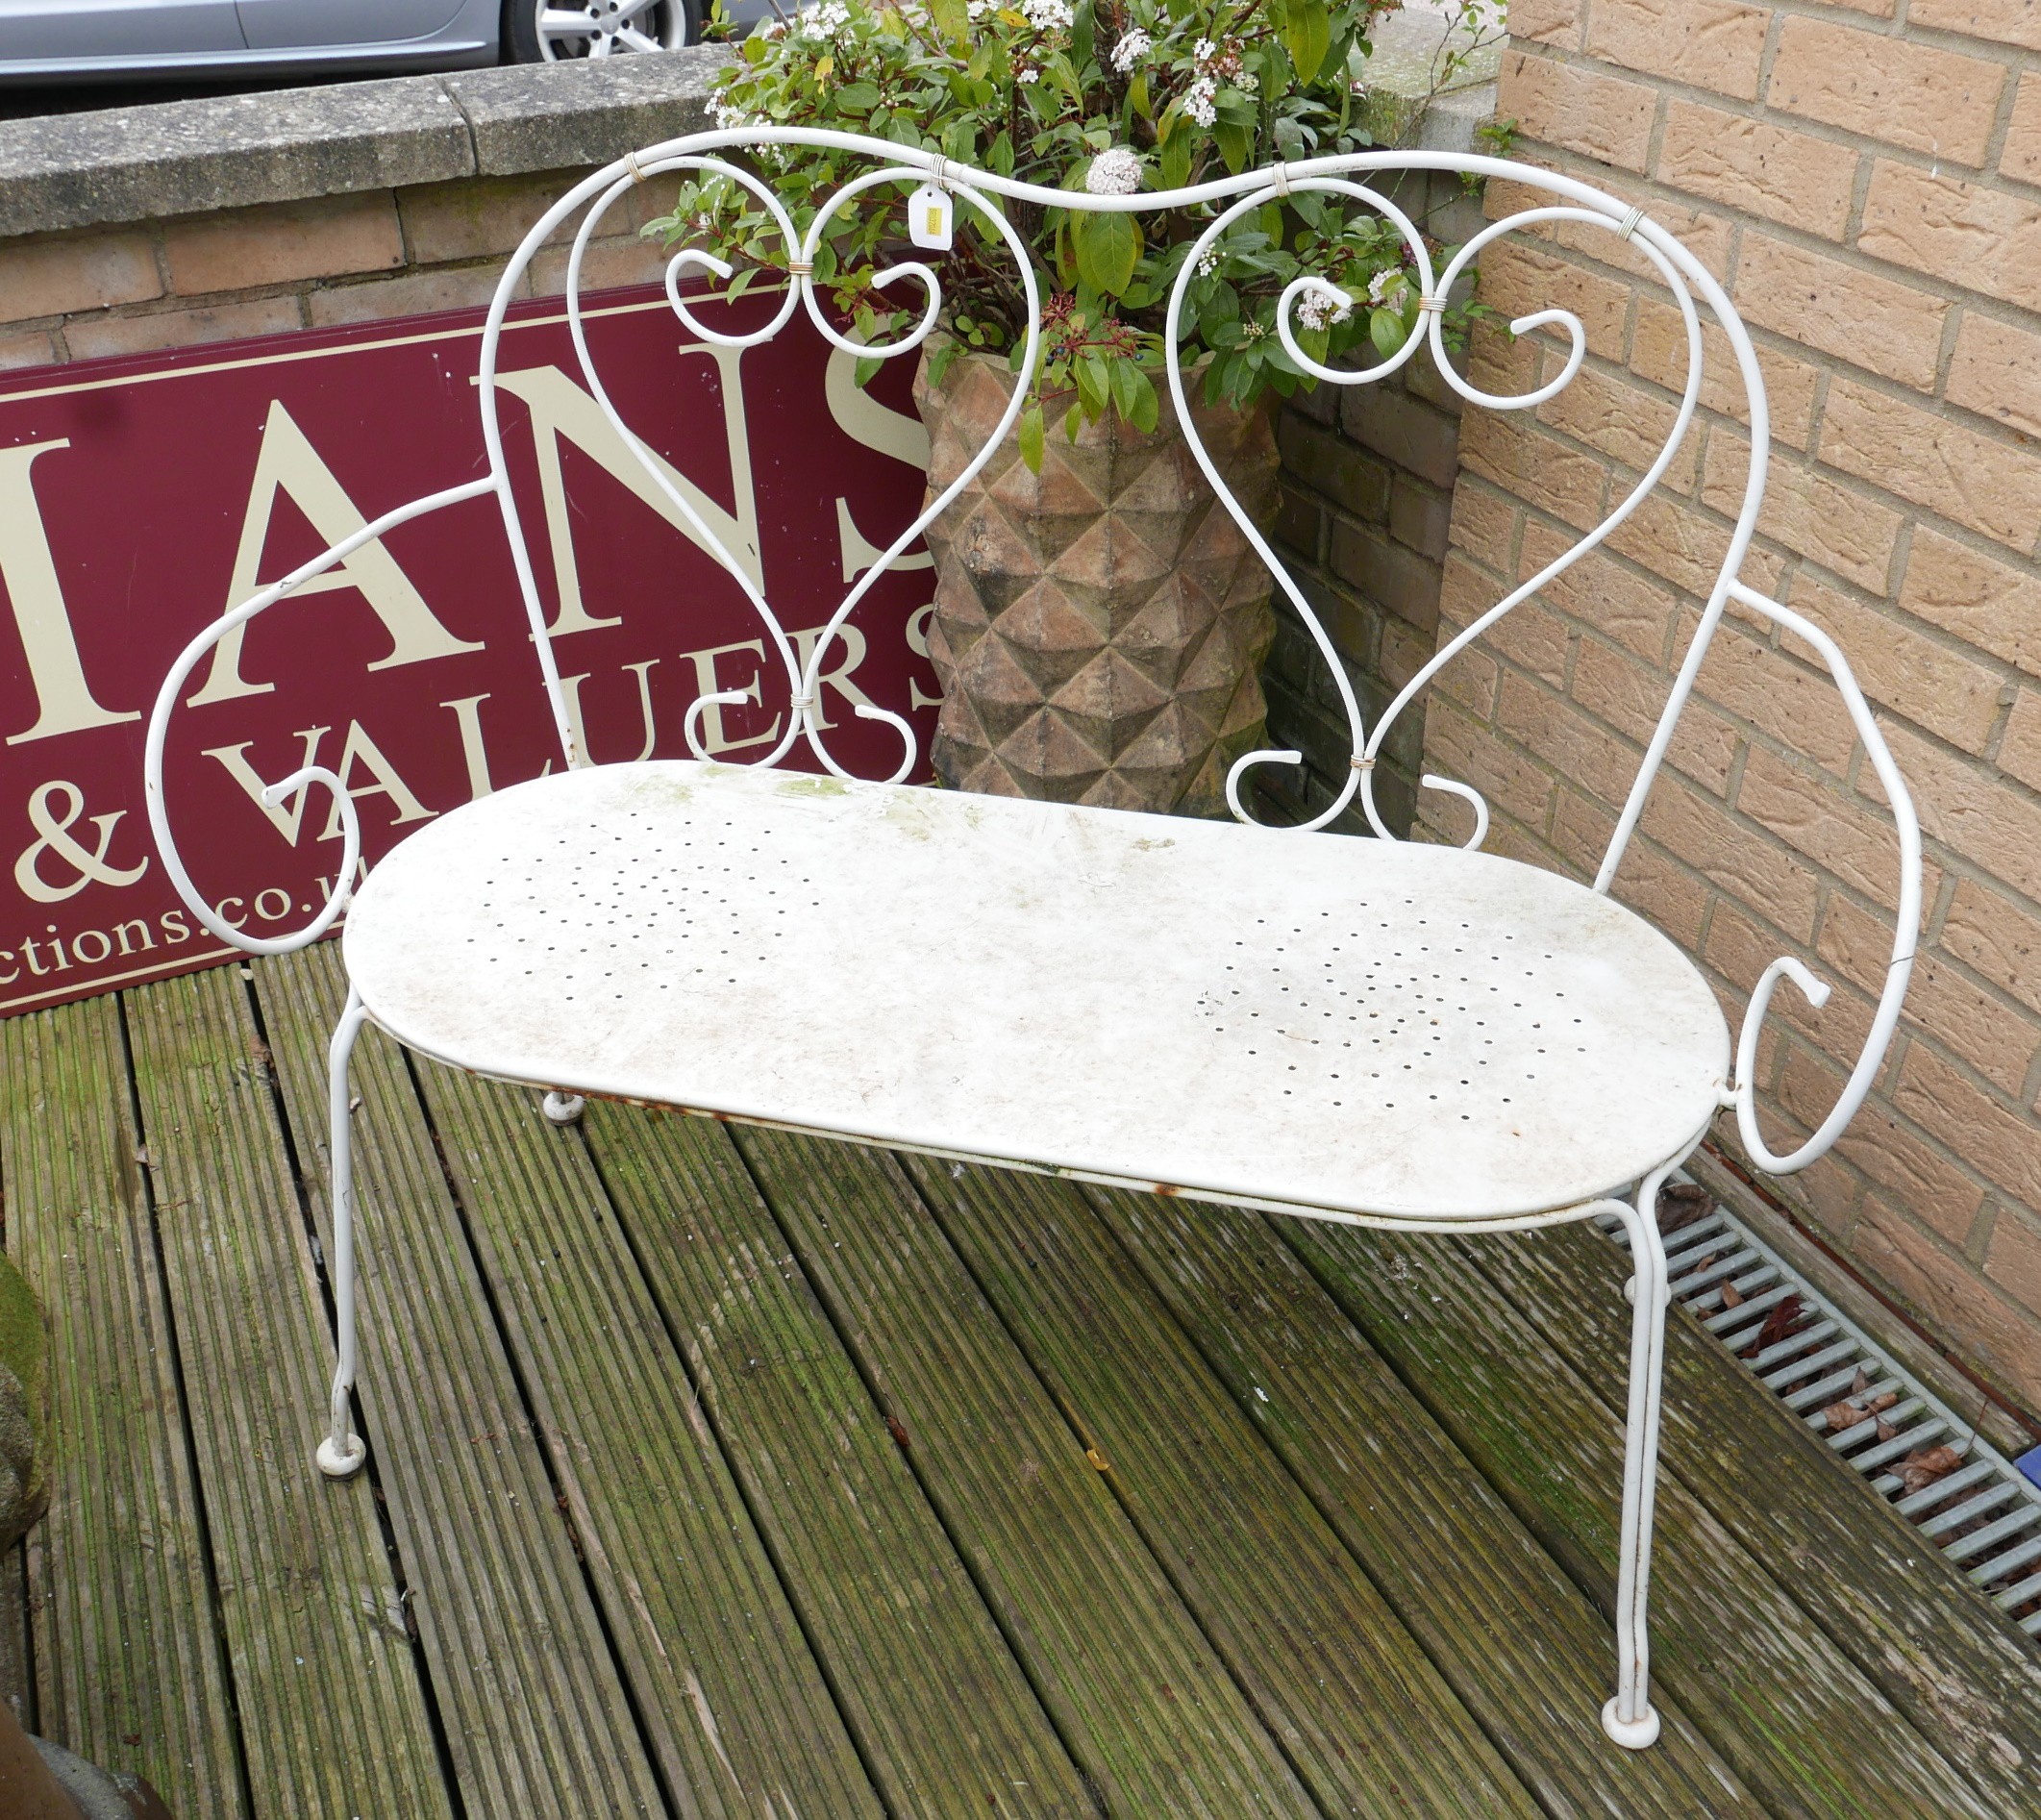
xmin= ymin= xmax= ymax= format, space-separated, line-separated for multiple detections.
xmin=616 ymin=24 xmax=662 ymax=49
xmin=538 ymin=7 xmax=596 ymax=41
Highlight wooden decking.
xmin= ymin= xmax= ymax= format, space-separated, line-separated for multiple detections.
xmin=2 ymin=942 xmax=2038 ymax=1817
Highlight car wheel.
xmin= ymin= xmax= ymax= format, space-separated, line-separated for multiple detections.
xmin=504 ymin=0 xmax=700 ymax=61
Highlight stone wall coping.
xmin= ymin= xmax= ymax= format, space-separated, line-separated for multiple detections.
xmin=0 ymin=47 xmax=733 ymax=241
xmin=0 ymin=30 xmax=1493 ymax=245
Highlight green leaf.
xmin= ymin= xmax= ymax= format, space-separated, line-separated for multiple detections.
xmin=854 ymin=353 xmax=882 ymax=388
xmin=1129 ymin=72 xmax=1152 ymax=120
xmin=1370 ymin=305 xmax=1407 ymax=359
xmin=1019 ymin=401 xmax=1045 ymax=473
xmin=1071 ymin=209 xmax=1139 ymax=297
xmin=1125 ymin=362 xmax=1159 ymax=433
xmin=1064 ymin=401 xmax=1085 ymax=442
xmin=1075 ymin=350 xmax=1110 ymax=417
xmin=1281 ymin=0 xmax=1332 ymax=83
xmin=1215 ymin=120 xmax=1252 ymax=174
xmin=1108 ymin=352 xmax=1139 ymax=420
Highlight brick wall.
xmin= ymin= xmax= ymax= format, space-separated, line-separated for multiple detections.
xmin=1433 ymin=0 xmax=2041 ymax=1420
xmin=0 ymin=168 xmax=679 ymax=369
xmin=1263 ymin=172 xmax=1484 ymax=835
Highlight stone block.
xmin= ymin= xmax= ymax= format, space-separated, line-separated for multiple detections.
xmin=0 ymin=230 xmax=159 ymax=325
xmin=64 ymin=294 xmax=301 ymax=360
xmin=446 ymin=51 xmax=729 ymax=179
xmin=1768 ymin=15 xmax=2005 ymax=165
xmin=0 ymin=75 xmax=472 ymax=238
xmin=165 ymin=190 xmax=403 ymax=294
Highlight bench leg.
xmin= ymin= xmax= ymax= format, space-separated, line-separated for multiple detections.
xmin=1603 ymin=1166 xmax=1674 ymax=1749
xmin=541 ymin=1092 xmax=585 ymax=1125
xmin=315 ymin=986 xmax=370 ymax=1481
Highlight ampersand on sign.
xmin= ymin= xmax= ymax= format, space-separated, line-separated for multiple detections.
xmin=12 ymin=779 xmax=149 ymax=905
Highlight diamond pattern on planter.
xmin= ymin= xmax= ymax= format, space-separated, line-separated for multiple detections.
xmin=914 ymin=347 xmax=1281 ymax=816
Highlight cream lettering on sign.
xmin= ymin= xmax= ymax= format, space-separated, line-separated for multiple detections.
xmin=489 ymin=345 xmax=762 ymax=636
xmin=0 ymin=439 xmax=141 ymax=745
xmin=189 ymin=400 xmax=485 ymax=707
xmin=203 ymin=727 xmax=333 ymax=841
xmin=12 ymin=778 xmax=148 ymax=904
xmin=201 ymin=722 xmax=434 ymax=842
xmin=790 ymin=623 xmax=876 ymax=730
xmin=315 ymin=721 xmax=436 ymax=840
xmin=825 ymin=347 xmax=935 ymax=584
xmin=684 ymin=640 xmax=781 ymax=755
xmin=440 ymin=694 xmax=495 ymax=800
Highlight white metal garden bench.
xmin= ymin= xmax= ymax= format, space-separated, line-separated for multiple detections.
xmin=143 ymin=132 xmax=1921 ymax=1752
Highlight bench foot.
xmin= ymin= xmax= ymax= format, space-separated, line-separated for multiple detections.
xmin=1600 ymin=1698 xmax=1661 ymax=1750
xmin=315 ymin=1432 xmax=367 ymax=1479
xmin=542 ymin=1091 xmax=585 ymax=1126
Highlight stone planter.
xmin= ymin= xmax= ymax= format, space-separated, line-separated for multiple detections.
xmin=912 ymin=347 xmax=1282 ymax=817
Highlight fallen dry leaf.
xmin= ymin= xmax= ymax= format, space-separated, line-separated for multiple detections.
xmin=1851 ymin=1365 xmax=1871 ymax=1399
xmin=1877 ymin=1417 xmax=1898 ymax=1443
xmin=885 ymin=1416 xmax=911 ymax=1452
xmin=1868 ymin=1390 xmax=1899 ymax=1414
xmin=1720 ymin=1279 xmax=1744 ymax=1309
xmin=1745 ymin=1292 xmax=1806 ymax=1358
xmin=1899 ymin=1444 xmax=1962 ymax=1494
xmin=1821 ymin=1400 xmax=1866 ymax=1432
xmin=1657 ymin=1182 xmax=1712 ymax=1235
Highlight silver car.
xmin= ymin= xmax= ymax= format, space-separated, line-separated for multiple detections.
xmin=0 ymin=0 xmax=774 ymax=79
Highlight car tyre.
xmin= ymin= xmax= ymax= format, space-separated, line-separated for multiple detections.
xmin=504 ymin=0 xmax=701 ymax=61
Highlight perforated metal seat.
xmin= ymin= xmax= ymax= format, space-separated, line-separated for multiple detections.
xmin=346 ymin=760 xmax=1730 ymax=1224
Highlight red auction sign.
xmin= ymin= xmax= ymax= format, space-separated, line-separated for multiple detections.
xmin=0 ymin=286 xmax=939 ymax=1016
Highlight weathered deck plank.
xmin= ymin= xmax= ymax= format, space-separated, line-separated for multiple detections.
xmin=1075 ymin=1182 xmax=1764 ymax=1818
xmin=733 ymin=1127 xmax=1318 ymax=1819
xmin=901 ymin=1155 xmax=1541 ymax=1820
xmin=584 ymin=1101 xmax=1100 ymax=1819
xmin=1466 ymin=1218 xmax=2041 ymax=1812
xmin=410 ymin=1060 xmax=887 ymax=1819
xmin=1282 ymin=1215 xmax=2004 ymax=1818
xmin=124 ymin=964 xmax=451 ymax=1820
xmin=0 ymin=1541 xmax=31 ymax=1734
xmin=255 ymin=944 xmax=666 ymax=1819
xmin=0 ymin=999 xmax=244 ymax=1819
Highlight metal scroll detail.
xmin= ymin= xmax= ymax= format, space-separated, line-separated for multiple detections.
xmin=140 ymin=131 xmax=1922 ymax=1181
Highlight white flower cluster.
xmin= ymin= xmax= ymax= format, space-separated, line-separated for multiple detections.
xmin=799 ymin=0 xmax=850 ymax=36
xmin=1295 ymin=287 xmax=1353 ymax=332
xmin=1196 ymin=248 xmax=1219 ymax=277
xmin=711 ymin=96 xmax=761 ymax=131
xmin=1192 ymin=37 xmax=1215 ymax=59
xmin=967 ymin=0 xmax=993 ymax=14
xmin=1023 ymin=0 xmax=1073 ymax=29
xmin=1083 ymin=147 xmax=1143 ymax=195
xmin=1110 ymin=27 xmax=1151 ymax=71
xmin=1367 ymin=267 xmax=1406 ymax=306
xmin=1184 ymin=74 xmax=1217 ymax=126
xmin=1018 ymin=65 xmax=1040 ymax=81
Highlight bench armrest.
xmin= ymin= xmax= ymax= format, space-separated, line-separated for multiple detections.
xmin=1721 ymin=583 xmax=1922 ymax=1174
xmin=143 ymin=477 xmax=497 ymax=958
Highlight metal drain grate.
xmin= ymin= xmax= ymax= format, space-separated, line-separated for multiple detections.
xmin=1597 ymin=1187 xmax=2041 ymax=1639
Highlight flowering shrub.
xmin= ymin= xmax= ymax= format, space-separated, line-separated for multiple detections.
xmin=657 ymin=0 xmax=1468 ymax=464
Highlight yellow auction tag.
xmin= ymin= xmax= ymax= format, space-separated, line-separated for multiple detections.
xmin=908 ymin=184 xmax=954 ymax=251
